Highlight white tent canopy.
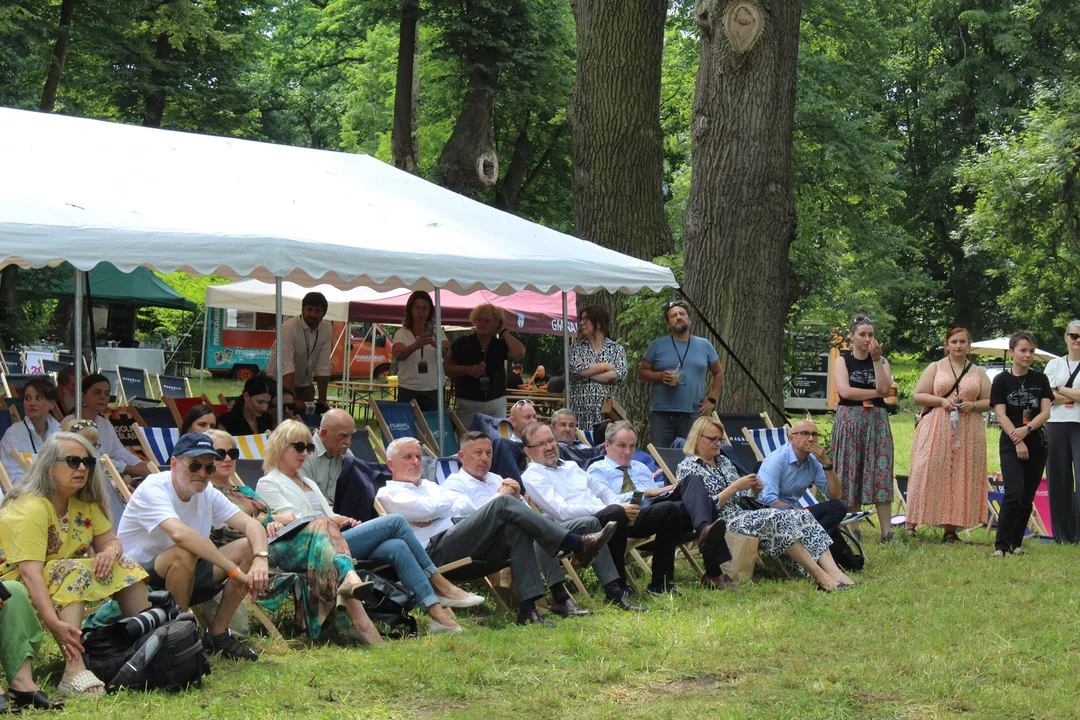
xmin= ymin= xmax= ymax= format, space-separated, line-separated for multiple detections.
xmin=0 ymin=108 xmax=676 ymax=295
xmin=970 ymin=337 xmax=1059 ymax=362
xmin=204 ymin=281 xmax=408 ymax=323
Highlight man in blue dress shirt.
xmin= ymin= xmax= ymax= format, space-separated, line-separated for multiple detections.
xmin=756 ymin=419 xmax=847 ymax=535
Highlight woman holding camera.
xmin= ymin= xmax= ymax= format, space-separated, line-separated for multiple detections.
xmin=0 ymin=433 xmax=149 ymax=696
xmin=444 ymin=303 xmax=526 ymax=430
xmin=393 ymin=291 xmax=449 ymax=412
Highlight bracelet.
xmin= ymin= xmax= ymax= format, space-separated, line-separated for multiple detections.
xmin=227 ymin=567 xmax=241 ymax=579
xmin=103 ymin=545 xmax=121 ymax=555
xmin=599 ymin=363 xmax=606 ymax=373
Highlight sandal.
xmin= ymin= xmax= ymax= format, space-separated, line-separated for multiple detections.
xmin=942 ymin=531 xmax=961 ymax=544
xmin=0 ymin=692 xmax=16 ymax=714
xmin=6 ymin=688 xmax=63 ymax=711
xmin=905 ymin=526 xmax=917 ymax=538
xmin=879 ymin=532 xmax=895 ymax=544
xmin=57 ymin=669 xmax=105 ymax=697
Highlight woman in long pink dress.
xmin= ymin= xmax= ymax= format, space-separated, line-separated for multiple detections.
xmin=906 ymin=327 xmax=991 ymax=541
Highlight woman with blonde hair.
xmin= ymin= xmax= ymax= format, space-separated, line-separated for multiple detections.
xmin=0 ymin=433 xmax=149 ymax=695
xmin=256 ymin=421 xmax=481 ymax=635
xmin=906 ymin=327 xmax=991 ymax=541
xmin=445 ymin=303 xmax=526 ymax=429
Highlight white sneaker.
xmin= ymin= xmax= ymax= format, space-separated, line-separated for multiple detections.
xmin=429 ymin=619 xmax=463 ymax=634
xmin=435 ymin=593 xmax=485 ymax=608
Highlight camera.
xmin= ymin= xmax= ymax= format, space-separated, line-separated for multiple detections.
xmin=122 ymin=590 xmax=180 ymax=639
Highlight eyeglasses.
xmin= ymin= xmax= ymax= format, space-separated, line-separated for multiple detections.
xmin=700 ymin=434 xmax=724 ymax=444
xmin=790 ymin=431 xmax=820 ymax=438
xmin=514 ymin=399 xmax=534 ymax=408
xmin=1068 ymin=333 xmax=1080 ymax=341
xmin=525 ymin=437 xmax=557 ymax=449
xmin=57 ymin=455 xmax=96 ymax=471
xmin=217 ymin=448 xmax=241 ymax=460
xmin=187 ymin=460 xmax=216 ymax=475
xmin=291 ymin=441 xmax=316 ymax=454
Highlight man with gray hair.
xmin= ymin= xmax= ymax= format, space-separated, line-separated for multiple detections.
xmin=375 ymin=437 xmax=617 ymax=625
xmin=551 ymin=408 xmax=587 ymax=448
xmin=301 ymin=408 xmax=355 ymax=503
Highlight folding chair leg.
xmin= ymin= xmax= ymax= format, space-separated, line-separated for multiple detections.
xmin=678 ymin=543 xmax=705 ymax=579
xmin=623 ymin=571 xmax=641 ymax=596
xmin=482 ymin=576 xmax=511 ymax=612
xmin=560 ymin=557 xmax=590 ymax=599
xmin=250 ymin=603 xmax=284 ymax=641
xmin=630 ymin=548 xmax=651 ymax=576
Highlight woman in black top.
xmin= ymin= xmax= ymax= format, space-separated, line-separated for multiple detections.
xmin=217 ymin=376 xmax=276 ymax=437
xmin=830 ymin=315 xmax=895 ymax=541
xmin=444 ymin=303 xmax=525 ymax=431
xmin=990 ymin=331 xmax=1053 ymax=557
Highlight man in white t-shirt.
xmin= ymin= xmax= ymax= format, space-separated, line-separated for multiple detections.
xmin=116 ymin=433 xmax=269 ymax=661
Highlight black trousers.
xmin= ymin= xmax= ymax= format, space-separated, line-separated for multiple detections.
xmin=1045 ymin=423 xmax=1080 ymax=543
xmin=656 ymin=473 xmax=732 ymax=576
xmin=808 ymin=499 xmax=848 ymax=536
xmin=594 ymin=501 xmax=683 ymax=587
xmin=996 ymin=437 xmax=1049 ymax=553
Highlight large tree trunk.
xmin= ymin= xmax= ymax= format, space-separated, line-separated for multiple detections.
xmin=570 ymin=0 xmax=673 ymax=432
xmin=142 ymin=32 xmax=172 ymax=128
xmin=682 ymin=0 xmax=801 ymax=418
xmin=39 ymin=0 xmax=78 ymax=113
xmin=495 ymin=121 xmax=533 ymax=212
xmin=391 ymin=0 xmax=420 ymax=172
xmin=437 ymin=67 xmax=499 ymax=195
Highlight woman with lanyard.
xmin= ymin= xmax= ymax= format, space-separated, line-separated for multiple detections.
xmin=392 ymin=291 xmax=448 ymax=412
xmin=1044 ymin=320 xmax=1080 ymax=543
xmin=990 ymin=331 xmax=1053 ymax=557
xmin=0 ymin=377 xmax=62 ymax=486
xmin=830 ymin=314 xmax=895 ymax=542
xmin=905 ymin=328 xmax=991 ymax=541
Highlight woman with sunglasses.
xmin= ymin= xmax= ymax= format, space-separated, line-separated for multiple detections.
xmin=1044 ymin=321 xmax=1080 ymax=543
xmin=256 ymin=421 xmax=476 ymax=634
xmin=569 ymin=304 xmax=627 ymax=429
xmin=906 ymin=327 xmax=991 ymax=542
xmin=676 ymin=417 xmax=853 ymax=591
xmin=0 ymin=377 xmax=62 ymax=486
xmin=0 ymin=433 xmax=149 ymax=696
xmin=204 ymin=430 xmax=383 ymax=644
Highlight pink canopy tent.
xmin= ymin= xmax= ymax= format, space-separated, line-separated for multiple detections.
xmin=349 ymin=289 xmax=578 ymax=337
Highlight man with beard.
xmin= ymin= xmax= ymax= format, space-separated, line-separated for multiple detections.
xmin=265 ymin=291 xmax=332 ymax=407
xmin=638 ymin=301 xmax=725 ymax=449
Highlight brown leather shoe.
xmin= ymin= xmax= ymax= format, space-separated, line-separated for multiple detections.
xmin=549 ymin=597 xmax=593 ymax=617
xmin=701 ymin=574 xmax=739 ymax=591
xmin=516 ymin=608 xmax=556 ymax=627
xmin=698 ymin=518 xmax=726 ymax=549
xmin=575 ymin=521 xmax=617 ymax=567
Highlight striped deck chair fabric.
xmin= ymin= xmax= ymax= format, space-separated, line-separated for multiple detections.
xmin=435 ymin=457 xmax=462 ymax=484
xmin=142 ymin=427 xmax=180 ymax=465
xmin=235 ymin=434 xmax=268 ymax=460
xmin=796 ymin=488 xmax=871 ymax=527
xmin=746 ymin=426 xmax=789 ymax=461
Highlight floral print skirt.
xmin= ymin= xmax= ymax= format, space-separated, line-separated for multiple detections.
xmin=45 ymin=555 xmax=147 ymax=609
xmin=833 ymin=405 xmax=895 ymax=507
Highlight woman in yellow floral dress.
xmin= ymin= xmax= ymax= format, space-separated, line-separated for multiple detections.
xmin=0 ymin=432 xmax=148 ymax=697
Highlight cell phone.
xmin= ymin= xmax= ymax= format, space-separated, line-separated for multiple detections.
xmin=630 ymin=490 xmax=644 ymax=506
xmin=423 ymin=321 xmax=434 ymax=336
xmin=0 ymin=583 xmax=10 ymax=601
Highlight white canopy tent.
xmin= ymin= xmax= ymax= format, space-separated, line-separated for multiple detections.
xmin=971 ymin=337 xmax=1059 ymax=362
xmin=0 ymin=109 xmax=677 ymax=448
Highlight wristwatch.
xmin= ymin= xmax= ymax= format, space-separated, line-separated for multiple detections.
xmin=821 ymin=463 xmax=834 ymax=472
xmin=254 ymin=551 xmax=270 ymax=559
xmin=707 ymin=397 xmax=717 ymax=405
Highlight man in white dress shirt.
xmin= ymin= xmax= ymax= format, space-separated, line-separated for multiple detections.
xmin=521 ymin=422 xmax=685 ymax=596
xmin=375 ymin=437 xmax=616 ymax=625
xmin=265 ymin=291 xmax=332 ymax=407
xmin=443 ymin=432 xmax=624 ymax=618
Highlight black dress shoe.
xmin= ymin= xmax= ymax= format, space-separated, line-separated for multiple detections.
xmin=575 ymin=521 xmax=617 ymax=567
xmin=698 ymin=518 xmax=726 ymax=548
xmin=549 ymin=597 xmax=594 ymax=617
xmin=605 ymin=593 xmax=647 ymax=612
xmin=516 ymin=608 xmax=556 ymax=627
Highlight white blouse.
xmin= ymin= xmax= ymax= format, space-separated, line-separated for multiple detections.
xmin=0 ymin=415 xmax=61 ymax=484
xmin=1045 ymin=357 xmax=1080 ymax=424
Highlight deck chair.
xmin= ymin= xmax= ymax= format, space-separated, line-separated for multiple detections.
xmin=128 ymin=405 xmax=180 ymax=429
xmin=233 ymin=459 xmax=265 ymax=490
xmin=2 ymin=373 xmax=39 ymax=398
xmin=1 ymin=351 xmax=23 ymax=374
xmin=234 ymin=434 xmax=268 ymax=460
xmin=370 ymin=399 xmax=437 ymax=455
xmin=893 ymin=474 xmax=910 ymax=525
xmin=116 ymin=366 xmax=159 ymax=406
xmin=98 ymin=455 xmax=134 ymax=503
xmin=135 ymin=426 xmax=180 ymax=465
xmin=367 ymin=429 xmax=388 ymax=462
xmin=469 ymin=413 xmax=514 ymax=442
xmin=744 ymin=426 xmax=789 ymax=463
xmin=450 ymin=411 xmax=468 ymax=436
xmin=520 ymin=495 xmax=591 ymax=600
xmin=108 ymin=408 xmax=154 ymax=464
xmin=601 ymin=396 xmax=628 ymax=422
xmin=156 ymin=374 xmax=193 ymax=399
xmin=420 ymin=411 xmax=460 ymax=456
xmin=2 ymin=397 xmax=23 ymax=422
xmin=40 ymin=359 xmax=67 ymax=376
xmin=98 ymin=369 xmax=119 ymax=402
xmin=434 ymin=456 xmax=462 ymax=485
xmin=0 ymin=462 xmax=12 ymax=495
xmin=10 ymin=449 xmax=33 ymax=474
xmin=716 ymin=411 xmax=774 ymax=472
xmin=57 ymin=353 xmax=89 ymax=373
xmin=350 ymin=427 xmax=382 ymax=464
xmin=164 ymin=397 xmax=225 ymax=429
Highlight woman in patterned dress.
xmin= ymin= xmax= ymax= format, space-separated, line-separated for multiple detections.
xmin=906 ymin=328 xmax=990 ymax=541
xmin=568 ymin=305 xmax=628 ymax=429
xmin=831 ymin=315 xmax=896 ymax=541
xmin=0 ymin=433 xmax=149 ymax=696
xmin=676 ymin=417 xmax=854 ymax=590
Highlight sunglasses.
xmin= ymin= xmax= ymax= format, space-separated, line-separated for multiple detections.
xmin=187 ymin=460 xmax=216 ymax=475
xmin=667 ymin=301 xmax=687 ymax=309
xmin=1068 ymin=333 xmax=1080 ymax=341
xmin=217 ymin=448 xmax=241 ymax=460
xmin=291 ymin=441 xmax=316 ymax=454
xmin=57 ymin=455 xmax=96 ymax=471
xmin=514 ymin=399 xmax=534 ymax=408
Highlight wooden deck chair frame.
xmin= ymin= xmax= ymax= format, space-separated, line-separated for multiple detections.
xmin=368 ymin=399 xmax=438 ymax=456
xmin=0 ymin=397 xmax=16 ymax=423
xmin=524 ymin=495 xmax=591 ymax=599
xmin=366 ymin=428 xmax=388 ymax=462
xmin=412 ymin=411 xmax=442 ymax=457
xmin=450 ymin=411 xmax=468 ymax=437
xmin=155 ymin=374 xmax=193 ymax=400
xmin=115 ymin=365 xmax=158 ymax=405
xmin=601 ymin=396 xmax=628 ymax=423
xmin=10 ymin=448 xmax=32 ymax=474
xmin=0 ymin=460 xmax=12 ymax=494
xmin=370 ymin=497 xmax=500 ymax=609
xmin=575 ymin=428 xmax=592 ymax=447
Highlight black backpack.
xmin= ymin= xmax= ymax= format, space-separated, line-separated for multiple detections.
xmin=83 ymin=611 xmax=211 ymax=691
xmin=357 ymin=570 xmax=418 ymax=638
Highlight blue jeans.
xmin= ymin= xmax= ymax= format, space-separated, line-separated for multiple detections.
xmin=341 ymin=514 xmax=439 ymax=609
xmin=649 ymin=411 xmax=697 ymax=450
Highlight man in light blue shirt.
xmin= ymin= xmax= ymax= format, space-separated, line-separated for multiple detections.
xmin=756 ymin=419 xmax=847 ymax=535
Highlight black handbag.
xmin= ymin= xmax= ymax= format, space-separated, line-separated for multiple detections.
xmin=735 ymin=495 xmax=771 ymax=512
xmin=355 ymin=570 xmax=418 ymax=638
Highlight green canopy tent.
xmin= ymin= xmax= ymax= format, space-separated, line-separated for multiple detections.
xmin=43 ymin=262 xmax=196 ymax=311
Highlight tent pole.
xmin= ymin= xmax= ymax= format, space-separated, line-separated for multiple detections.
xmin=562 ymin=292 xmax=570 ymax=409
xmin=275 ymin=277 xmax=283 ymax=421
xmin=344 ymin=318 xmax=351 ymax=387
xmin=435 ymin=288 xmax=444 ymax=456
xmin=74 ymin=269 xmax=84 ymax=420
xmin=199 ymin=307 xmax=208 ymax=398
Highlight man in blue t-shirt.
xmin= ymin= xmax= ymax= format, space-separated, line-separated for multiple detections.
xmin=638 ymin=301 xmax=725 ymax=449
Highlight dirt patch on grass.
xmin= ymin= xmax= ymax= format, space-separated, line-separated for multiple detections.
xmin=651 ymin=672 xmax=743 ymax=693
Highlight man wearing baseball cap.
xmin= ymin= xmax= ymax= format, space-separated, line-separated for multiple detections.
xmin=116 ymin=433 xmax=269 ymax=661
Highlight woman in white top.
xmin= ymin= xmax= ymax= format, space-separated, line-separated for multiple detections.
xmin=255 ymin=421 xmax=481 ymax=634
xmin=0 ymin=377 xmax=62 ymax=485
xmin=1045 ymin=319 xmax=1080 ymax=543
xmin=61 ymin=374 xmax=149 ymax=478
xmin=392 ymin=291 xmax=448 ymax=412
